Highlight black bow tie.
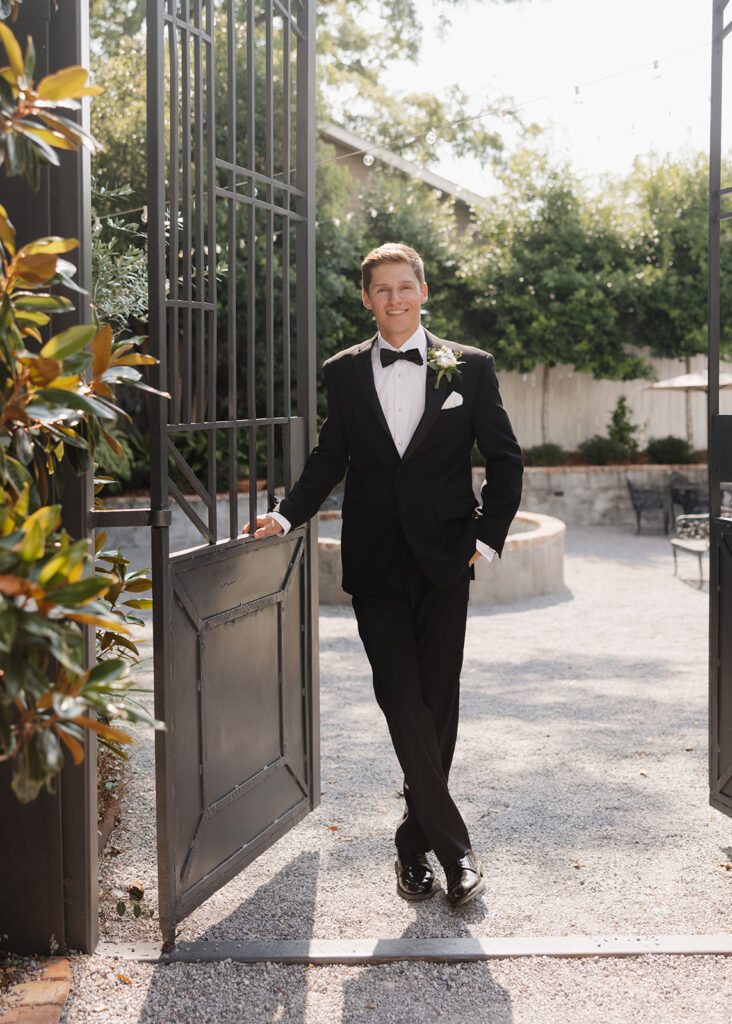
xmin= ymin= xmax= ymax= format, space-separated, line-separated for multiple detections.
xmin=380 ymin=348 xmax=423 ymax=368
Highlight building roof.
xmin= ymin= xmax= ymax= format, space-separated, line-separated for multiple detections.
xmin=319 ymin=121 xmax=490 ymax=212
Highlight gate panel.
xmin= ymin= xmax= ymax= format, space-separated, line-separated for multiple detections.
xmin=147 ymin=0 xmax=318 ymax=940
xmin=708 ymin=0 xmax=732 ymax=817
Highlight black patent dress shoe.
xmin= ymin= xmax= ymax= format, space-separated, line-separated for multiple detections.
xmin=395 ymin=850 xmax=436 ymax=900
xmin=444 ymin=850 xmax=485 ymax=907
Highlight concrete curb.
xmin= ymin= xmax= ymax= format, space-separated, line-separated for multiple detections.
xmin=0 ymin=959 xmax=71 ymax=1024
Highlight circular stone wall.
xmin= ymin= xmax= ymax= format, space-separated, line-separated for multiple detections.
xmin=316 ymin=510 xmax=565 ymax=606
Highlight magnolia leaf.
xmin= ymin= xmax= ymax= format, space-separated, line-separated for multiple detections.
xmin=13 ymin=251 xmax=58 ymax=285
xmin=13 ymin=293 xmax=72 ymax=312
xmin=57 ymin=727 xmax=84 ymax=765
xmin=91 ymin=323 xmax=113 ymax=379
xmin=71 ymin=715 xmax=133 ymax=745
xmin=85 ymin=657 xmax=128 ymax=687
xmin=65 ymin=610 xmax=131 ymax=632
xmin=94 ymin=530 xmax=107 ymax=554
xmin=22 ymin=236 xmax=78 ymax=257
xmin=112 ymin=353 xmax=158 ymax=367
xmin=99 ymin=427 xmax=124 ymax=457
xmin=23 ymin=125 xmax=77 ymax=152
xmin=37 ymin=66 xmax=103 ymax=101
xmin=123 ymin=578 xmax=153 ymax=593
xmin=35 ymin=388 xmax=116 ymax=421
xmin=18 ymin=520 xmax=44 ymax=561
xmin=38 ymin=536 xmax=90 ymax=587
xmin=122 ymin=598 xmax=153 ymax=609
xmin=0 ymin=201 xmax=16 ymax=256
xmin=27 ymin=356 xmax=62 ymax=386
xmin=0 ymin=21 xmax=24 ymax=79
xmin=22 ymin=504 xmax=61 ymax=537
xmin=44 ymin=577 xmax=112 ymax=606
xmin=40 ymin=323 xmax=96 ymax=361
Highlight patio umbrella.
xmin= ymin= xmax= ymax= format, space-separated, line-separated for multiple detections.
xmin=645 ymin=369 xmax=732 ymax=443
xmin=646 ymin=370 xmax=732 ymax=392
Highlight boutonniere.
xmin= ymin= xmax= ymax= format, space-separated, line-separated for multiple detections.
xmin=427 ymin=346 xmax=464 ymax=390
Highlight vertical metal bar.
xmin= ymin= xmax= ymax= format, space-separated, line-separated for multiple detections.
xmin=709 ymin=0 xmax=724 ymax=810
xmin=282 ymin=10 xmax=292 ymax=420
xmin=247 ymin=0 xmax=258 ymax=532
xmin=226 ymin=0 xmax=238 ymax=538
xmin=168 ymin=19 xmax=180 ymax=421
xmin=266 ymin=0 xmax=275 ymax=499
xmin=194 ymin=9 xmax=205 ymax=425
xmin=295 ymin=0 xmax=319 ymax=811
xmin=148 ymin=0 xmax=176 ymax=945
xmin=205 ymin=0 xmax=219 ymax=537
xmin=181 ymin=4 xmax=193 ymax=422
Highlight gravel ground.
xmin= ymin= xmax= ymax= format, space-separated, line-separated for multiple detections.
xmin=58 ymin=523 xmax=732 ymax=1023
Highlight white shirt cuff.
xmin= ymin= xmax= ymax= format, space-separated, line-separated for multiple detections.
xmin=267 ymin=511 xmax=291 ymax=535
xmin=476 ymin=539 xmax=496 ymax=562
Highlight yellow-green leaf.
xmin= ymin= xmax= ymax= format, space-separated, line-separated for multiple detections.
xmin=112 ymin=354 xmax=158 ymax=367
xmin=40 ymin=323 xmax=96 ymax=361
xmin=0 ymin=22 xmax=24 ymax=79
xmin=23 ymin=504 xmax=61 ymax=538
xmin=36 ymin=66 xmax=102 ymax=101
xmin=22 ymin=237 xmax=78 ymax=257
xmin=0 ymin=202 xmax=16 ymax=256
xmin=18 ymin=520 xmax=44 ymax=561
xmin=23 ymin=126 xmax=77 ymax=152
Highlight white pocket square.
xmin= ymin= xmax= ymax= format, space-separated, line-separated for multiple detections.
xmin=441 ymin=391 xmax=463 ymax=411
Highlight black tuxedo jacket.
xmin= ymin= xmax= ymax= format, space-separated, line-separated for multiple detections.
xmin=277 ymin=330 xmax=523 ymax=595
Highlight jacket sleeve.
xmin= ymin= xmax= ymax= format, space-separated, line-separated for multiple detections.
xmin=471 ymin=354 xmax=524 ymax=556
xmin=275 ymin=360 xmax=350 ymax=529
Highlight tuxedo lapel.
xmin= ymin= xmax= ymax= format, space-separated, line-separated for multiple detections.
xmin=401 ymin=331 xmax=450 ymax=464
xmin=352 ymin=335 xmax=395 ymax=447
xmin=401 ymin=366 xmax=447 ymax=464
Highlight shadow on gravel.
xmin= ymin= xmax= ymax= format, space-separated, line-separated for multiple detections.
xmin=137 ymin=852 xmax=319 ymax=1023
xmin=341 ymin=922 xmax=513 ymax=1024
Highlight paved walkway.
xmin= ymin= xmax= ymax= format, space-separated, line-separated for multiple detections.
xmin=49 ymin=526 xmax=732 ymax=1021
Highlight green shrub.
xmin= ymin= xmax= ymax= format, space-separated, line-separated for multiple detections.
xmin=577 ymin=435 xmax=629 ymax=465
xmin=645 ymin=435 xmax=699 ymax=464
xmin=607 ymin=395 xmax=639 ymax=459
xmin=523 ymin=443 xmax=567 ymax=467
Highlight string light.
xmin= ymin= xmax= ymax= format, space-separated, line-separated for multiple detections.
xmin=362 ymin=153 xmax=375 ymax=166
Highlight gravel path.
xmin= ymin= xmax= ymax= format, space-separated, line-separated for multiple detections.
xmin=59 ymin=524 xmax=732 ymax=1023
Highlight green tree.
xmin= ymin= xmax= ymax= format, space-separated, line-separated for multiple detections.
xmin=624 ymin=154 xmax=732 ymax=440
xmin=463 ymin=153 xmax=650 ymax=442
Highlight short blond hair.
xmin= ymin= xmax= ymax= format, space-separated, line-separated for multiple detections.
xmin=361 ymin=242 xmax=425 ymax=292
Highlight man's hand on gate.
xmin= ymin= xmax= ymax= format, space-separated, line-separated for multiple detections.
xmin=242 ymin=515 xmax=284 ymax=539
xmin=468 ymin=550 xmax=481 ymax=567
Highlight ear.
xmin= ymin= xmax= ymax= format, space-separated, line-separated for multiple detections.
xmin=362 ymin=288 xmax=373 ymax=311
xmin=420 ymin=282 xmax=428 ymax=304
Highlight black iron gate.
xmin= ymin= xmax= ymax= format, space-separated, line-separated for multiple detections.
xmin=146 ymin=0 xmax=318 ymax=940
xmin=709 ymin=0 xmax=732 ymax=817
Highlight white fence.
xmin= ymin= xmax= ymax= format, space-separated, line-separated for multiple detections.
xmin=497 ymin=353 xmax=732 ymax=452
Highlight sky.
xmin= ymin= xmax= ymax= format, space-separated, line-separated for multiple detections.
xmin=383 ymin=0 xmax=722 ymax=194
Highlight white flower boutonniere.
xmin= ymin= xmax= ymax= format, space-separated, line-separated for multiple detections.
xmin=427 ymin=345 xmax=464 ymax=390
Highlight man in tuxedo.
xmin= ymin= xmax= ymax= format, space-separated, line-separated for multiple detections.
xmin=246 ymin=243 xmax=523 ymax=906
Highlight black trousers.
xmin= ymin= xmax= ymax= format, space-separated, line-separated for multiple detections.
xmin=351 ymin=534 xmax=472 ymax=867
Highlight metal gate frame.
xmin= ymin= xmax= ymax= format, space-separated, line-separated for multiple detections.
xmin=708 ymin=0 xmax=732 ymax=817
xmin=146 ymin=0 xmax=319 ymax=941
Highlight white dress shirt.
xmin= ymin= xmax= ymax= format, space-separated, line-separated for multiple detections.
xmin=268 ymin=325 xmax=494 ymax=562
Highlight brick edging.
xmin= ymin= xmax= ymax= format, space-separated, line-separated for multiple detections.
xmin=0 ymin=958 xmax=71 ymax=1024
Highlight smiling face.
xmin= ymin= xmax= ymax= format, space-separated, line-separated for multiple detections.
xmin=362 ymin=261 xmax=428 ymax=348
